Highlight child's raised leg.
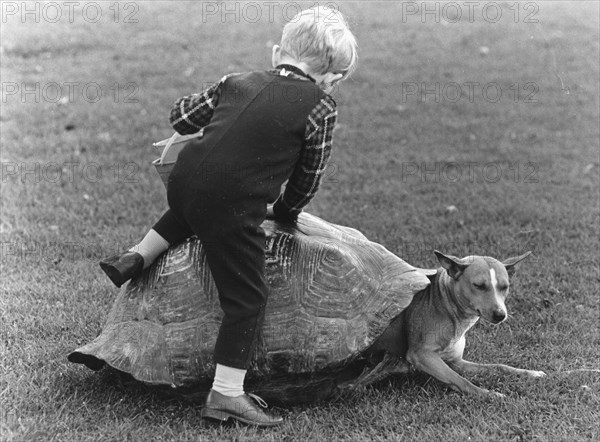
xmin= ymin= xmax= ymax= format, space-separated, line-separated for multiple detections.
xmin=129 ymin=229 xmax=170 ymax=268
xmin=100 ymin=209 xmax=192 ymax=287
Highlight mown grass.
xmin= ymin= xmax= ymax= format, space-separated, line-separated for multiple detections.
xmin=1 ymin=2 xmax=599 ymax=441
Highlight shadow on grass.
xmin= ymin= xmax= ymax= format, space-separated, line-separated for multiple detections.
xmin=64 ymin=363 xmax=445 ymax=410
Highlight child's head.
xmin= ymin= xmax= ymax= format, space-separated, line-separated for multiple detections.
xmin=275 ymin=6 xmax=358 ymax=90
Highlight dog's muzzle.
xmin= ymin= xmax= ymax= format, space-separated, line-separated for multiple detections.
xmin=478 ymin=308 xmax=507 ymax=324
xmin=491 ymin=309 xmax=507 ymax=324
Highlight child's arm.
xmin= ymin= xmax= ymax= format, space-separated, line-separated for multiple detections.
xmin=169 ymin=75 xmax=231 ymax=134
xmin=272 ymin=95 xmax=338 ymax=221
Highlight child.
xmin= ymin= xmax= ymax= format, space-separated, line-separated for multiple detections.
xmin=100 ymin=6 xmax=357 ymax=426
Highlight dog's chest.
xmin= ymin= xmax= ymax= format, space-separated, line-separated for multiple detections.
xmin=438 ymin=318 xmax=479 ymax=360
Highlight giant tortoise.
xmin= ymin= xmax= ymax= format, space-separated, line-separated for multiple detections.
xmin=69 ymin=212 xmax=438 ymax=403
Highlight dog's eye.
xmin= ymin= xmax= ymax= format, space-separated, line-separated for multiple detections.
xmin=473 ymin=283 xmax=486 ymax=290
xmin=498 ymin=285 xmax=509 ymax=291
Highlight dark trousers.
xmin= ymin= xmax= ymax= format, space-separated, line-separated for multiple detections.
xmin=153 ymin=208 xmax=268 ymax=370
xmin=149 ymin=70 xmax=323 ymax=370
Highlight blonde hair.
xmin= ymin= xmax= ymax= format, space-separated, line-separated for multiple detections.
xmin=280 ymin=6 xmax=358 ymax=80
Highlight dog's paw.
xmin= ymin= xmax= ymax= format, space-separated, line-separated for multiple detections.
xmin=478 ymin=388 xmax=505 ymax=399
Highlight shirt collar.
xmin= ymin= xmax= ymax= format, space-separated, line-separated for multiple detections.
xmin=274 ymin=64 xmax=316 ymax=83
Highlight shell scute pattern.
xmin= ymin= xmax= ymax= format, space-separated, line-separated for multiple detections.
xmin=69 ymin=213 xmax=432 ymax=386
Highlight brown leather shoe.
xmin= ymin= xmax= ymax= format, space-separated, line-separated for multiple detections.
xmin=99 ymin=251 xmax=144 ymax=288
xmin=202 ymin=390 xmax=283 ymax=427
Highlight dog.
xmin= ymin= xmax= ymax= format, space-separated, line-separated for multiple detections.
xmin=346 ymin=250 xmax=546 ymax=397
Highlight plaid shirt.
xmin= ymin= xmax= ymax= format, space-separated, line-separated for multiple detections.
xmin=169 ymin=68 xmax=338 ymax=220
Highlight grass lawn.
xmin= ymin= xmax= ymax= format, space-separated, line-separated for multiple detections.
xmin=1 ymin=1 xmax=599 ymax=441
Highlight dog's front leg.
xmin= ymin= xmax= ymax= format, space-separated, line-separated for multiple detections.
xmin=450 ymin=359 xmax=546 ymax=378
xmin=407 ymin=349 xmax=505 ymax=397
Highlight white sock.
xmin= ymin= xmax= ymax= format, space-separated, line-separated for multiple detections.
xmin=129 ymin=229 xmax=170 ymax=268
xmin=211 ymin=364 xmax=246 ymax=397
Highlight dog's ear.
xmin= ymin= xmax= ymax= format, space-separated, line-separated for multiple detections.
xmin=434 ymin=250 xmax=469 ymax=280
xmin=502 ymin=251 xmax=532 ymax=277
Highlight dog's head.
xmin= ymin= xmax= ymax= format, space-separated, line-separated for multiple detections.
xmin=433 ymin=250 xmax=532 ymax=324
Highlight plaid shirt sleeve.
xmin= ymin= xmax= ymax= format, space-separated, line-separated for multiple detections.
xmin=169 ymin=75 xmax=230 ymax=134
xmin=273 ymin=95 xmax=337 ymax=221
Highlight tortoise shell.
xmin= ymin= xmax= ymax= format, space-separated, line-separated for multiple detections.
xmin=69 ymin=213 xmax=432 ymax=391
